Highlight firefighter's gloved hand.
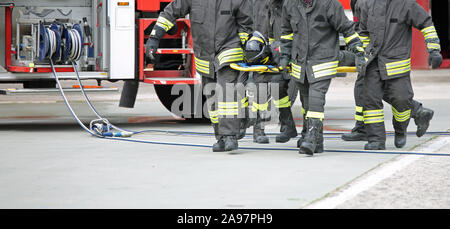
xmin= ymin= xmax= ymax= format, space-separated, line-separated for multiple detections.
xmin=278 ymin=57 xmax=290 ymax=73
xmin=428 ymin=50 xmax=443 ymax=69
xmin=145 ymin=37 xmax=160 ymax=62
xmin=355 ymin=52 xmax=367 ymax=76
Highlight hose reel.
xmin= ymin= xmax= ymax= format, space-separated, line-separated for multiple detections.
xmin=37 ymin=22 xmax=83 ymax=63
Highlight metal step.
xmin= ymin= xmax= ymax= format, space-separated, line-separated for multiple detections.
xmin=0 ymin=87 xmax=119 ymax=95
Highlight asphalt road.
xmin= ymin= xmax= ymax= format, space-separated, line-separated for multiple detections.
xmin=0 ymin=70 xmax=449 ymax=208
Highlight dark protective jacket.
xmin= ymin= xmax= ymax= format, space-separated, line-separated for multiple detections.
xmin=155 ymin=0 xmax=253 ymax=78
xmin=358 ymin=0 xmax=441 ymax=80
xmin=252 ymin=0 xmax=284 ymax=44
xmin=280 ymin=0 xmax=363 ymax=83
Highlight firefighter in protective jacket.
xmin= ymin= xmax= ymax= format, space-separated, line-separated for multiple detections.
xmin=358 ymin=0 xmax=442 ymax=150
xmin=146 ymin=0 xmax=253 ymax=152
xmin=279 ymin=0 xmax=366 ymax=156
xmin=341 ymin=0 xmax=436 ymax=147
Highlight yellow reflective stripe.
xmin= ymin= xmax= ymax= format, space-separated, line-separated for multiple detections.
xmin=195 ymin=57 xmax=210 ymax=74
xmin=249 ymin=36 xmax=264 ymax=44
xmin=363 ymin=109 xmax=384 ymax=117
xmin=427 ymin=43 xmax=441 ymax=50
xmin=269 ymin=38 xmax=275 ymax=44
xmin=218 ymin=109 xmax=239 ymax=116
xmin=387 ymin=66 xmax=411 ymax=76
xmin=421 ymin=26 xmax=438 ymax=39
xmin=386 ymin=58 xmax=411 ymax=69
xmin=156 ymin=16 xmax=174 ymax=32
xmin=218 ymin=102 xmax=238 ymax=109
xmin=344 ymin=33 xmax=359 ymax=43
xmin=312 ymin=61 xmax=339 ymax=72
xmin=355 ymin=114 xmax=364 ymax=121
xmin=290 ymin=63 xmax=302 ymax=79
xmin=356 ymin=106 xmax=363 ymax=113
xmin=301 ymin=107 xmax=306 ymax=115
xmin=306 ymin=111 xmax=325 ymax=120
xmin=218 ymin=48 xmax=244 ymax=65
xmin=273 ymin=96 xmax=291 ymax=108
xmin=421 ymin=26 xmax=436 ymax=34
xmin=241 ymin=97 xmax=249 ymax=108
xmin=252 ymin=102 xmax=269 ymax=112
xmin=281 ymin=33 xmax=293 ymax=40
xmin=239 ymin=32 xmax=249 ymax=44
xmin=209 ymin=109 xmax=219 ymax=123
xmin=364 ymin=117 xmax=384 ymax=124
xmin=314 ymin=69 xmax=337 ymax=78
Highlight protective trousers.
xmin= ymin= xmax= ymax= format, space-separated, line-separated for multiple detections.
xmin=251 ymin=72 xmax=272 ymax=118
xmin=363 ymin=59 xmax=414 ymax=143
xmin=216 ymin=66 xmax=244 ymax=136
xmin=296 ymin=78 xmax=331 ymax=121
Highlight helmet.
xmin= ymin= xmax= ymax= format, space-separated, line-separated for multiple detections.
xmin=244 ymin=31 xmax=270 ymax=65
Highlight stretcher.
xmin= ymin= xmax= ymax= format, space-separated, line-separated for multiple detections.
xmin=230 ymin=63 xmax=357 ymax=73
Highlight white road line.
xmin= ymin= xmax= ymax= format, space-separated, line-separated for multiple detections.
xmin=305 ymin=137 xmax=450 ymax=209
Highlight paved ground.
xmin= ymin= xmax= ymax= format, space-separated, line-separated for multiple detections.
xmin=0 ymin=70 xmax=449 ymax=208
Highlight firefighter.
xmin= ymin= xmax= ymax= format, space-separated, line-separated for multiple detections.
xmin=342 ymin=0 xmax=436 ymax=148
xmin=146 ymin=0 xmax=253 ymax=152
xmin=247 ymin=0 xmax=298 ymax=144
xmin=280 ymin=0 xmax=366 ymax=156
xmin=357 ymin=0 xmax=442 ymax=150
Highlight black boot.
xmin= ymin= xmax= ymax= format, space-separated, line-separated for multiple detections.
xmin=212 ymin=137 xmax=226 ymax=152
xmin=224 ymin=135 xmax=239 ymax=151
xmin=297 ymin=115 xmax=308 ymax=148
xmin=237 ymin=118 xmax=249 ymax=140
xmin=341 ymin=121 xmax=368 ymax=141
xmin=276 ymin=108 xmax=298 ymax=143
xmin=394 ymin=132 xmax=407 ymax=148
xmin=364 ymin=141 xmax=386 ymax=150
xmin=299 ymin=118 xmax=322 ymax=156
xmin=213 ymin=123 xmax=220 ymax=141
xmin=254 ymin=113 xmax=269 ymax=144
xmin=414 ymin=107 xmax=434 ymax=137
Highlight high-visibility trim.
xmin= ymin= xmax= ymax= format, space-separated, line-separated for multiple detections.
xmin=156 ymin=16 xmax=174 ymax=32
xmin=363 ymin=109 xmax=384 ymax=117
xmin=386 ymin=58 xmax=411 ymax=76
xmin=427 ymin=43 xmax=441 ymax=50
xmin=312 ymin=61 xmax=338 ymax=78
xmin=359 ymin=35 xmax=370 ymax=48
xmin=249 ymin=36 xmax=265 ymax=44
xmin=364 ymin=116 xmax=384 ymax=124
xmin=355 ymin=114 xmax=364 ymax=121
xmin=241 ymin=97 xmax=249 ymax=108
xmin=209 ymin=109 xmax=219 ymax=124
xmin=290 ymin=63 xmax=302 ymax=79
xmin=306 ymin=111 xmax=325 ymax=120
xmin=392 ymin=107 xmax=411 ymax=122
xmin=218 ymin=102 xmax=238 ymax=109
xmin=218 ymin=48 xmax=244 ymax=65
xmin=195 ymin=56 xmax=210 ymax=75
xmin=239 ymin=32 xmax=249 ymax=44
xmin=301 ymin=107 xmax=306 ymax=115
xmin=273 ymin=96 xmax=291 ymax=108
xmin=281 ymin=33 xmax=293 ymax=40
xmin=218 ymin=109 xmax=239 ymax=116
xmin=252 ymin=102 xmax=269 ymax=112
xmin=356 ymin=106 xmax=363 ymax=113
xmin=344 ymin=33 xmax=359 ymax=44
xmin=421 ymin=26 xmax=439 ymax=40
xmin=269 ymin=38 xmax=275 ymax=44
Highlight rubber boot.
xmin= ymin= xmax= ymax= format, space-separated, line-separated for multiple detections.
xmin=224 ymin=135 xmax=238 ymax=151
xmin=213 ymin=123 xmax=220 ymax=141
xmin=253 ymin=113 xmax=269 ymax=144
xmin=341 ymin=121 xmax=368 ymax=141
xmin=394 ymin=132 xmax=407 ymax=149
xmin=276 ymin=108 xmax=298 ymax=143
xmin=364 ymin=141 xmax=386 ymax=150
xmin=297 ymin=115 xmax=307 ymax=148
xmin=414 ymin=107 xmax=434 ymax=137
xmin=237 ymin=118 xmax=249 ymax=140
xmin=299 ymin=118 xmax=322 ymax=156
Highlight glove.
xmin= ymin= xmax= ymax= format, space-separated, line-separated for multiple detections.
xmin=428 ymin=50 xmax=443 ymax=69
xmin=355 ymin=52 xmax=367 ymax=77
xmin=278 ymin=56 xmax=290 ymax=73
xmin=145 ymin=37 xmax=160 ymax=62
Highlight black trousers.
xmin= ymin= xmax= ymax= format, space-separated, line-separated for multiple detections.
xmin=363 ymin=60 xmax=414 ymax=142
xmin=295 ymin=77 xmax=332 ymax=120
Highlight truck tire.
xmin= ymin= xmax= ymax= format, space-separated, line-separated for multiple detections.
xmin=154 ymin=84 xmax=208 ymax=123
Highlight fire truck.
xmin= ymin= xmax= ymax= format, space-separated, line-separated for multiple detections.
xmin=0 ymin=0 xmax=447 ymax=120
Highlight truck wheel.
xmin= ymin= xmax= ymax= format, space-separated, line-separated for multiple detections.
xmin=154 ymin=84 xmax=208 ymax=123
